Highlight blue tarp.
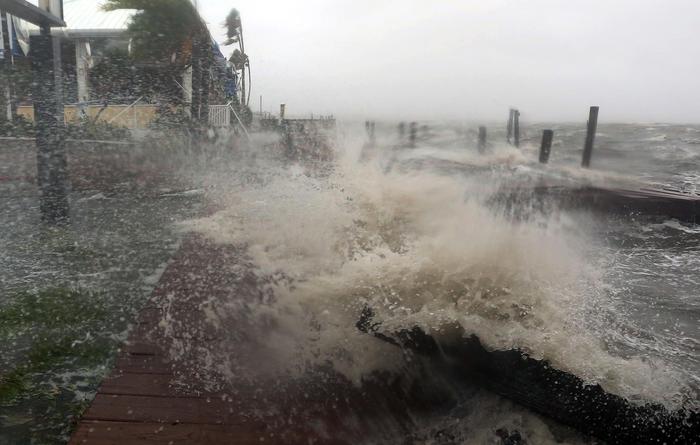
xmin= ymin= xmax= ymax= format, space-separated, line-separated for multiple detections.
xmin=11 ymin=22 xmax=23 ymax=57
xmin=211 ymin=40 xmax=237 ymax=99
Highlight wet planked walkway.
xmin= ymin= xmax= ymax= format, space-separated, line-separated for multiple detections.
xmin=69 ymin=234 xmax=414 ymax=444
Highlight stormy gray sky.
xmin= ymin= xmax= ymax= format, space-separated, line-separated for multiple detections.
xmin=198 ymin=0 xmax=700 ymax=123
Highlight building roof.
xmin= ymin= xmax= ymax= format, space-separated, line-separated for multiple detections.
xmin=22 ymin=0 xmax=136 ymax=37
xmin=62 ymin=0 xmax=135 ymax=34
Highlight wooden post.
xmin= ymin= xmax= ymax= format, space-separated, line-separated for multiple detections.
xmin=539 ymin=129 xmax=553 ymax=164
xmin=582 ymin=106 xmax=599 ymax=168
xmin=279 ymin=103 xmax=286 ymax=120
xmin=31 ymin=27 xmax=69 ymax=225
xmin=182 ymin=65 xmax=192 ymax=117
xmin=513 ymin=110 xmax=520 ymax=148
xmin=188 ymin=35 xmax=210 ymax=125
xmin=75 ymin=39 xmax=90 ymax=118
xmin=478 ymin=126 xmax=487 ymax=153
xmin=190 ymin=36 xmax=202 ymax=120
xmin=409 ymin=121 xmax=417 ymax=147
xmin=507 ymin=109 xmax=514 ymax=144
xmin=200 ymin=40 xmax=210 ymax=125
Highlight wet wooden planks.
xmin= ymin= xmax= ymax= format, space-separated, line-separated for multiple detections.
xmin=69 ymin=234 xmax=413 ymax=444
xmin=70 ymin=421 xmax=264 ymax=445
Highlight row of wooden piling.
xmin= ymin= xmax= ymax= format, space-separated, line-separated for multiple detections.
xmin=537 ymin=106 xmax=599 ymax=167
xmin=369 ymin=106 xmax=600 ymax=168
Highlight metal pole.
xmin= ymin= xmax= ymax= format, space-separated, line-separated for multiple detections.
xmin=227 ymin=102 xmax=251 ymax=140
xmin=1 ymin=12 xmax=15 ymax=121
xmin=31 ymin=26 xmax=69 ymax=224
xmin=240 ymin=66 xmax=246 ymax=108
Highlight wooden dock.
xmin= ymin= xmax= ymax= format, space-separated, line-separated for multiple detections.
xmin=69 ymin=234 xmax=414 ymax=444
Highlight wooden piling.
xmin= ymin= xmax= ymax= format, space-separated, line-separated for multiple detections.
xmin=582 ymin=106 xmax=599 ymax=168
xmin=279 ymin=103 xmax=286 ymax=120
xmin=513 ymin=110 xmax=520 ymax=148
xmin=539 ymin=130 xmax=553 ymax=164
xmin=507 ymin=109 xmax=514 ymax=143
xmin=478 ymin=126 xmax=487 ymax=153
xmin=366 ymin=121 xmax=376 ymax=145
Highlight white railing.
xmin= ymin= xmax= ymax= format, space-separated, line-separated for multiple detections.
xmin=207 ymin=103 xmax=251 ymax=140
xmin=106 ymin=96 xmax=144 ymax=129
xmin=208 ymin=105 xmax=231 ymax=127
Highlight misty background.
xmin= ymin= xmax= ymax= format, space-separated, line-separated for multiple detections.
xmin=197 ymin=0 xmax=700 ymax=123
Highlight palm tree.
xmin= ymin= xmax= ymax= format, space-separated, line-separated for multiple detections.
xmin=103 ymin=0 xmax=205 ymax=65
xmin=223 ymin=8 xmax=249 ymax=107
xmin=102 ymin=0 xmax=213 ymax=123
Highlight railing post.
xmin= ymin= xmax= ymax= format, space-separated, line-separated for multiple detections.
xmin=539 ymin=130 xmax=553 ymax=164
xmin=582 ymin=106 xmax=599 ymax=168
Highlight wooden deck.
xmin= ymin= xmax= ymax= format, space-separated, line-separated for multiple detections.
xmin=69 ymin=235 xmax=415 ymax=444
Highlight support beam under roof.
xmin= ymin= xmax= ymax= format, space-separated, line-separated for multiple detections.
xmin=0 ymin=0 xmax=65 ymax=27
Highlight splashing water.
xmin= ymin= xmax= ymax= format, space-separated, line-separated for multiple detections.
xmin=179 ymin=127 xmax=696 ymax=416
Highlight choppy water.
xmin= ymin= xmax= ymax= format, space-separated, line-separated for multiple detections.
xmin=183 ymin=122 xmax=699 ymax=442
xmin=1 ymin=123 xmax=698 ymax=444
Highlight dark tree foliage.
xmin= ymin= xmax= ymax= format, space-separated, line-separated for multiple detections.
xmin=101 ymin=0 xmax=215 ymax=122
xmin=89 ymin=48 xmax=135 ymax=102
xmin=224 ymin=9 xmax=241 ymax=45
xmin=102 ymin=0 xmax=206 ymax=66
xmin=90 ymin=47 xmax=182 ymax=104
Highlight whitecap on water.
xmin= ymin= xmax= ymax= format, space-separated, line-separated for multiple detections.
xmin=178 ymin=136 xmax=696 ymax=412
